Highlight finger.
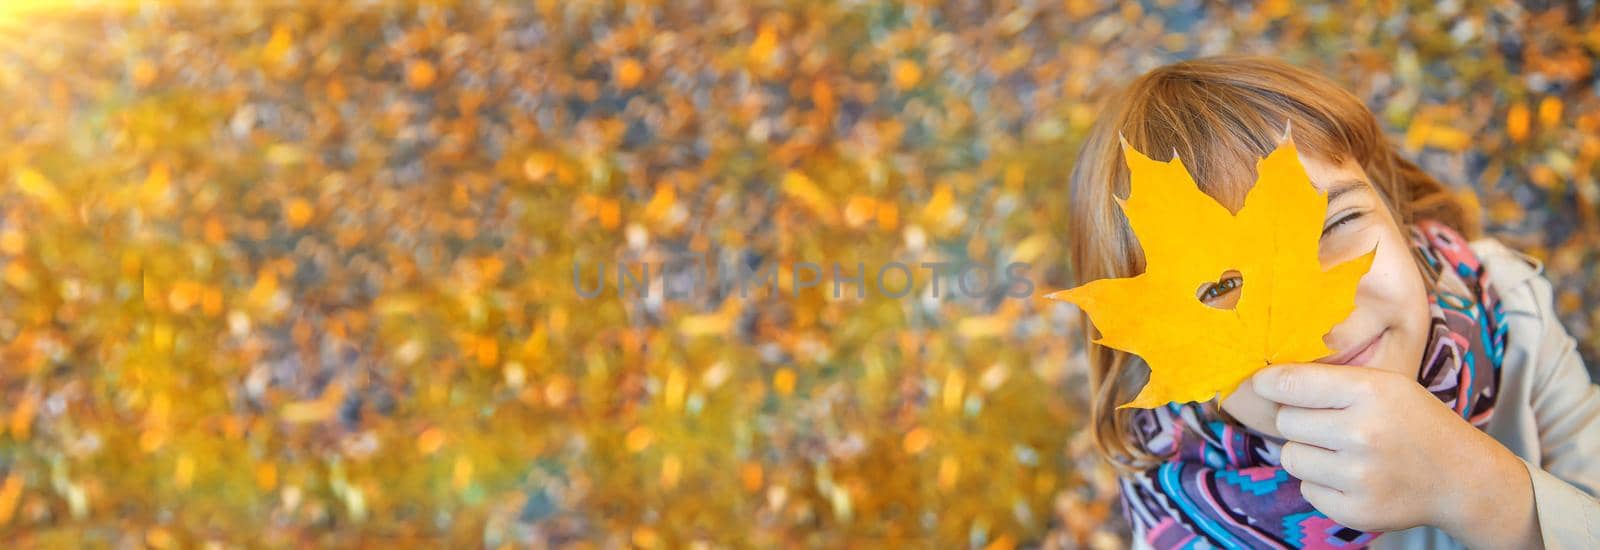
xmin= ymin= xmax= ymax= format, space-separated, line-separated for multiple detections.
xmin=1298 ymin=477 xmax=1346 ymax=518
xmin=1252 ymin=363 xmax=1372 ymax=409
xmin=1279 ymin=441 xmax=1357 ymax=491
xmin=1274 ymin=406 xmax=1353 ymax=450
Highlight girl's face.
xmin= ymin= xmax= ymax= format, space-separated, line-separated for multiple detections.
xmin=1215 ymin=152 xmax=1434 ymax=438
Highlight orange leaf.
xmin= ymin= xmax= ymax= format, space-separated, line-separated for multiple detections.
xmin=1047 ymin=131 xmax=1374 ymax=408
xmin=407 ymin=60 xmax=438 ymax=90
xmin=614 ymin=58 xmax=644 ymax=89
xmin=1507 ymin=103 xmax=1531 ymax=143
xmin=0 ymin=472 xmax=21 ymax=525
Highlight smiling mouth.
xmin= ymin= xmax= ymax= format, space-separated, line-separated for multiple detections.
xmin=1321 ymin=329 xmax=1388 ymax=366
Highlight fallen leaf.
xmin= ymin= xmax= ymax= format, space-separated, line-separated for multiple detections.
xmin=1507 ymin=103 xmax=1531 ymax=143
xmin=615 ymin=58 xmax=644 ymax=89
xmin=407 ymin=60 xmax=438 ymax=89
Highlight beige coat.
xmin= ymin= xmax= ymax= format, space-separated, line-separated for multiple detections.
xmin=1374 ymin=239 xmax=1600 ymax=549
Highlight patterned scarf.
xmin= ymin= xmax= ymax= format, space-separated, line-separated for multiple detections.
xmin=1120 ymin=219 xmax=1508 ymax=549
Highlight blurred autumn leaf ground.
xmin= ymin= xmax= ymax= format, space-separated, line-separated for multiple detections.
xmin=0 ymin=0 xmax=1597 ymax=548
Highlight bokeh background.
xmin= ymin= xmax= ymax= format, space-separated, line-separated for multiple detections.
xmin=0 ymin=0 xmax=1597 ymax=547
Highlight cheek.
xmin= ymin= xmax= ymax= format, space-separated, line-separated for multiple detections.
xmin=1358 ymin=235 xmax=1423 ymax=304
xmin=1333 ymin=213 xmax=1418 ymax=303
xmin=1353 ymin=227 xmax=1433 ymax=371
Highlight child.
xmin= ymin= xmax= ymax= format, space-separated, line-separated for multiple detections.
xmin=1068 ymin=56 xmax=1600 ymax=549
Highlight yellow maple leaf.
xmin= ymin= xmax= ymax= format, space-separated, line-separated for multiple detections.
xmin=1049 ymin=132 xmax=1374 ymax=408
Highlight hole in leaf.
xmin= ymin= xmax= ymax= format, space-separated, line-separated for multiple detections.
xmin=1196 ymin=269 xmax=1244 ymax=310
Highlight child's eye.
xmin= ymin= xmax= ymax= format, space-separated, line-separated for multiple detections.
xmin=1321 ymin=211 xmax=1365 ymax=237
xmin=1197 ymin=275 xmax=1243 ymax=304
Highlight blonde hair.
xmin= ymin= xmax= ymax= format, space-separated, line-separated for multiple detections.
xmin=1067 ymin=55 xmax=1477 ymax=470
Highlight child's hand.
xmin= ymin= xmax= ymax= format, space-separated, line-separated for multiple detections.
xmin=1251 ymin=364 xmax=1540 ymax=548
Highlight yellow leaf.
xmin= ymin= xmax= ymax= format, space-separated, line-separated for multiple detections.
xmin=660 ymin=454 xmax=681 ymax=489
xmin=922 ymin=184 xmax=954 ymax=225
xmin=937 ymin=456 xmax=960 ymax=491
xmin=281 ymin=401 xmax=334 ymax=424
xmin=642 ymin=182 xmax=676 ymax=223
xmin=663 ymin=367 xmax=686 ymax=412
xmin=957 ymin=315 xmax=1007 ymax=339
xmin=0 ymin=230 xmax=22 ymax=255
xmin=941 ymin=370 xmax=965 ymax=413
xmin=678 ymin=313 xmax=729 ymax=336
xmin=15 ymin=168 xmax=69 ymax=217
xmin=131 ymin=59 xmax=157 ymax=88
xmin=142 ymin=162 xmax=171 ymax=206
xmin=773 ymin=367 xmax=796 ymax=396
xmin=1424 ymin=126 xmax=1471 ymax=151
xmin=266 ymin=144 xmax=305 ymax=165
xmin=892 ymin=59 xmax=922 ymax=90
xmin=146 ymin=528 xmax=175 ymax=549
xmin=632 ymin=527 xmax=662 ymax=549
xmin=1010 ymin=233 xmax=1050 ymax=264
xmin=247 ymin=268 xmax=280 ymax=309
xmin=749 ymin=24 xmax=779 ymax=67
xmin=3 ymin=263 xmax=34 ymax=291
xmin=175 ymin=453 xmax=195 ymax=489
xmin=281 ymin=382 xmax=342 ymax=424
xmin=254 ymin=463 xmax=278 ymax=490
xmin=1262 ymin=0 xmax=1292 ymax=17
xmin=263 ymin=24 xmax=293 ymax=65
xmin=1047 ymin=133 xmax=1374 ymax=408
xmin=1538 ymin=96 xmax=1563 ymax=128
xmin=781 ymin=170 xmax=837 ymax=223
xmin=452 ymin=456 xmax=474 ymax=491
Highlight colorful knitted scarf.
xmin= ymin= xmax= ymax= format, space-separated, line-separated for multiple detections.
xmin=1120 ymin=219 xmax=1508 ymax=549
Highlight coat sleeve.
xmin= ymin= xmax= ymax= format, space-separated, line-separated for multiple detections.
xmin=1518 ymin=271 xmax=1600 ymax=548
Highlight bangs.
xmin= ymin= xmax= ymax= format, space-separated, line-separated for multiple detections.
xmin=1110 ymin=58 xmax=1383 ymax=213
